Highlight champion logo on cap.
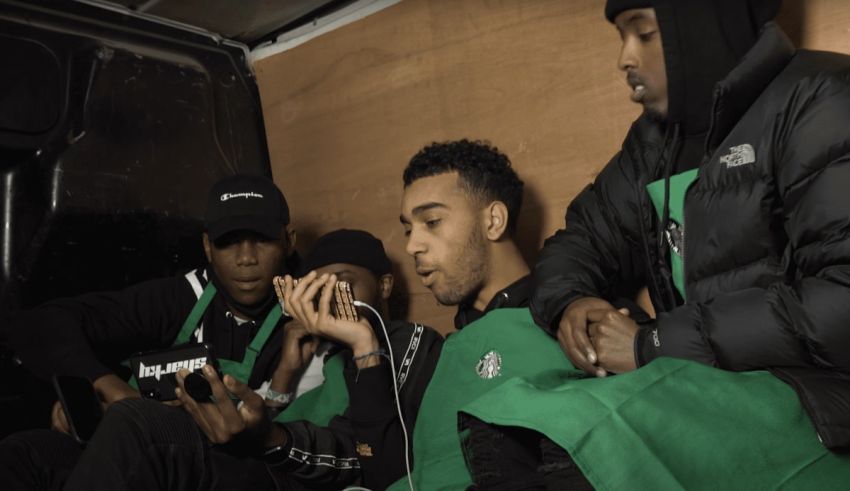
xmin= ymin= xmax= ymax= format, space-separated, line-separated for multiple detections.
xmin=206 ymin=175 xmax=289 ymax=241
xmin=220 ymin=192 xmax=264 ymax=201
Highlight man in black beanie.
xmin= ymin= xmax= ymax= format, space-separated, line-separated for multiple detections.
xmin=459 ymin=0 xmax=850 ymax=488
xmin=302 ymin=229 xmax=395 ymax=317
xmin=263 ymin=228 xmax=402 ymax=399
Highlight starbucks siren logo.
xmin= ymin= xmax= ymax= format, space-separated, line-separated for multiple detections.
xmin=476 ymin=350 xmax=502 ymax=379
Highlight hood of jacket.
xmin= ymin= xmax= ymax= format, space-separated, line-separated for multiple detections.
xmin=647 ymin=0 xmax=782 ymax=169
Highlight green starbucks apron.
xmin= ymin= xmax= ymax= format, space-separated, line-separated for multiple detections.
xmin=461 ymin=357 xmax=850 ymax=490
xmin=275 ymin=323 xmax=431 ymax=431
xmin=273 ymin=351 xmax=349 ymax=427
xmin=387 ymin=308 xmax=579 ymax=491
xmin=459 ymin=176 xmax=850 ymax=488
xmin=129 ymin=282 xmax=282 ymax=387
xmin=646 ymin=168 xmax=699 ymax=300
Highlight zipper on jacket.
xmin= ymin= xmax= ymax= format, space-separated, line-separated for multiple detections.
xmin=632 ymin=142 xmax=672 ymax=313
xmin=704 ymin=85 xmax=725 ymax=157
xmin=681 ymin=217 xmax=687 ymax=302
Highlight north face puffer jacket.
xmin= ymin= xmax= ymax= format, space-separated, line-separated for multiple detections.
xmin=530 ymin=24 xmax=850 ymax=449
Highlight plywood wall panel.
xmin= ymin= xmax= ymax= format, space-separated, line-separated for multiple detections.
xmin=256 ymin=0 xmax=850 ymax=335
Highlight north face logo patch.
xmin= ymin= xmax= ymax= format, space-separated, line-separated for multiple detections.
xmin=719 ymin=144 xmax=756 ymax=168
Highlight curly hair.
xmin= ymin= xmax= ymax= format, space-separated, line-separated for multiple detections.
xmin=402 ymin=139 xmax=524 ymax=235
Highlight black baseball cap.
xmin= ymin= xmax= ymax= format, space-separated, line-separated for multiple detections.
xmin=304 ymin=229 xmax=392 ymax=276
xmin=204 ymin=174 xmax=290 ymax=242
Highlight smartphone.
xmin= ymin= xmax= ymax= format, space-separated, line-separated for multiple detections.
xmin=272 ymin=275 xmax=313 ymax=316
xmin=273 ymin=276 xmax=358 ymax=321
xmin=330 ymin=280 xmax=358 ymax=322
xmin=52 ymin=375 xmax=103 ymax=444
xmin=273 ymin=275 xmax=289 ymax=315
xmin=129 ymin=343 xmax=215 ymax=401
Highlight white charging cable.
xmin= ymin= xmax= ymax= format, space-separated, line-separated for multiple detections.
xmin=353 ymin=300 xmax=415 ymax=491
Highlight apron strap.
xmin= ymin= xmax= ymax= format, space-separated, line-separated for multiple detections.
xmin=132 ymin=283 xmax=282 ymax=386
xmin=126 ymin=277 xmax=216 ymax=389
xmin=175 ymin=283 xmax=217 ymax=345
xmin=236 ymin=305 xmax=283 ymax=371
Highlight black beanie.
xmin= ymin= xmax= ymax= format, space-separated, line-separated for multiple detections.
xmin=605 ymin=0 xmax=652 ymax=22
xmin=304 ymin=229 xmax=392 ymax=276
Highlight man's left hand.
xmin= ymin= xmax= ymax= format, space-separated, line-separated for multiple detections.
xmin=175 ymin=365 xmax=285 ymax=448
xmin=280 ymin=320 xmax=318 ymax=374
xmin=586 ymin=308 xmax=639 ymax=374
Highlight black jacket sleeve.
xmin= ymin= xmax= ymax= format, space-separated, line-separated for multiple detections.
xmin=344 ymin=322 xmax=443 ymax=490
xmin=530 ymin=133 xmax=651 ymax=333
xmin=637 ymin=74 xmax=850 ymax=373
xmin=7 ymin=275 xmax=196 ymax=381
xmin=267 ymin=416 xmax=361 ymax=490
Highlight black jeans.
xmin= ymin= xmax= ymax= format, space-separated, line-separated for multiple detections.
xmin=0 ymin=428 xmax=82 ymax=491
xmin=460 ymin=414 xmax=594 ymax=491
xmin=0 ymin=398 xmax=278 ymax=491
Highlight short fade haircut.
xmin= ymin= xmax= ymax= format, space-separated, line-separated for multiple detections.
xmin=403 ymin=139 xmax=524 ymax=235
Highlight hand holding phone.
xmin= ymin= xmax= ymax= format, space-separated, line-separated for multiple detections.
xmin=278 ymin=272 xmax=377 ymax=355
xmin=182 ymin=371 xmax=214 ymax=401
xmin=330 ymin=280 xmax=358 ymax=321
xmin=274 ymin=275 xmax=358 ymax=321
xmin=129 ymin=343 xmax=216 ymax=401
xmin=174 ymin=366 xmax=285 ymax=448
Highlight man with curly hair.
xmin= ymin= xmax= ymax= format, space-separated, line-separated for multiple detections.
xmin=284 ymin=139 xmax=591 ymax=490
xmin=400 ymin=139 xmax=531 ymax=329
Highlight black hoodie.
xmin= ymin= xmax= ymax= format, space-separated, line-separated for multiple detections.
xmin=532 ymin=1 xmax=850 ymax=449
xmin=632 ymin=0 xmax=777 ymax=172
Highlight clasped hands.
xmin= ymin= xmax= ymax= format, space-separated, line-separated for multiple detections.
xmin=557 ymin=296 xmax=639 ymax=377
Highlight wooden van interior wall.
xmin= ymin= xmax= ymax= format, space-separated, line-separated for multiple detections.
xmin=254 ymin=0 xmax=850 ymax=335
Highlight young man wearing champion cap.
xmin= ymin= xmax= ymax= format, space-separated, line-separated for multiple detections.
xmin=8 ymin=174 xmax=306 ymax=411
xmin=0 ymin=228 xmax=443 ymax=490
xmin=0 ymin=174 xmax=328 ymax=488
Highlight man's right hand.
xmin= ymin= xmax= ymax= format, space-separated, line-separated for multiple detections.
xmin=279 ymin=321 xmax=319 ymax=374
xmin=557 ymin=297 xmax=616 ymax=377
xmin=175 ymin=365 xmax=285 ymax=449
xmin=283 ymin=272 xmax=381 ymax=368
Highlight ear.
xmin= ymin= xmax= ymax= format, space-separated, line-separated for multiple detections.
xmin=378 ymin=274 xmax=394 ymax=300
xmin=484 ymin=201 xmax=510 ymax=241
xmin=202 ymin=232 xmax=213 ymax=263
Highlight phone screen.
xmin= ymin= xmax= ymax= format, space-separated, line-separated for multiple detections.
xmin=52 ymin=375 xmax=103 ymax=443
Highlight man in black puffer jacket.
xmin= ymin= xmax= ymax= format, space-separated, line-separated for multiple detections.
xmin=458 ymin=1 xmax=850 ymax=489
xmin=530 ymin=0 xmax=850 ymax=451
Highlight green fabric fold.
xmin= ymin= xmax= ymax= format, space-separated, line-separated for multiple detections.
xmin=461 ymin=357 xmax=850 ymax=490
